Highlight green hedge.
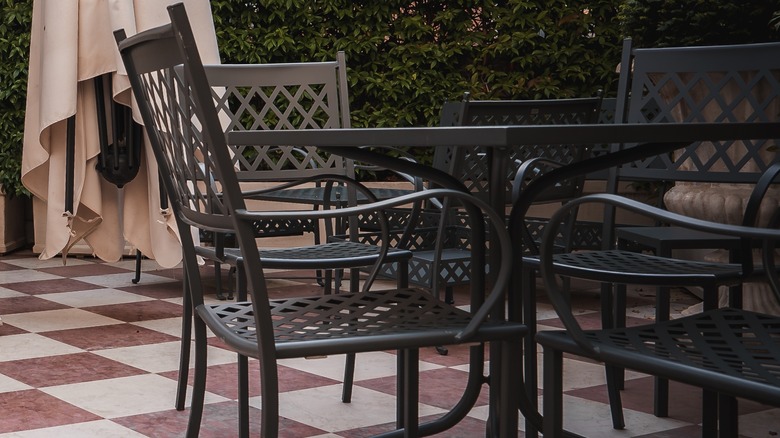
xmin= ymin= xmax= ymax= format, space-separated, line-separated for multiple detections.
xmin=212 ymin=0 xmax=622 ymax=131
xmin=0 ymin=0 xmax=32 ymax=196
xmin=0 ymin=1 xmax=622 ymax=195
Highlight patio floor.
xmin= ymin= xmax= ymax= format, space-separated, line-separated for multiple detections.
xmin=0 ymin=249 xmax=777 ymax=437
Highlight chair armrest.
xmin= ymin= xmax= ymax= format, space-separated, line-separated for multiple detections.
xmin=235 ymin=187 xmax=515 ymax=339
xmin=538 ymin=191 xmax=780 ymax=356
xmin=511 ymin=157 xmax=566 ymax=203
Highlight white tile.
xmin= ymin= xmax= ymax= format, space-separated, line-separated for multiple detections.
xmin=132 ymin=317 xmax=185 ymax=338
xmin=132 ymin=317 xmax=216 ymax=339
xmin=0 ymin=333 xmax=82 ymax=362
xmin=0 ymin=420 xmax=147 ymax=438
xmin=94 ymin=340 xmax=236 ymax=373
xmin=38 ymin=289 xmax=153 ymax=308
xmin=42 ymin=374 xmax=227 ymax=418
xmin=0 ymin=257 xmax=93 ymax=270
xmin=558 ymin=394 xmax=692 ymax=437
xmin=548 ymin=355 xmax=646 ymax=391
xmin=737 ymin=407 xmax=780 ymax=437
xmin=77 ymin=272 xmax=173 ymax=288
xmin=0 ymin=286 xmax=25 ymax=299
xmin=0 ymin=309 xmax=122 ymax=333
xmin=0 ymin=373 xmax=32 ymax=393
xmin=279 ymin=351 xmax=443 ymax=382
xmin=0 ymin=270 xmax=63 ymax=285
xmin=467 ymin=395 xmax=690 ymax=436
xmin=259 ymin=384 xmax=445 ymax=432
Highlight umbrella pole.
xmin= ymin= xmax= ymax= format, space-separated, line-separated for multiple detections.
xmin=65 ymin=116 xmax=75 ymax=215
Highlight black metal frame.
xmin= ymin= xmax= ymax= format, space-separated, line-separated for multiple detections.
xmin=116 ymin=3 xmax=526 ymax=437
xmin=518 ymin=39 xmax=780 ymax=437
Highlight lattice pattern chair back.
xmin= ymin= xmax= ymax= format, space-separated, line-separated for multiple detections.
xmin=207 ymin=54 xmax=353 ymax=182
xmin=615 ymin=39 xmax=780 ymax=184
xmin=114 ymin=21 xmax=270 ymax=309
xmin=448 ymin=96 xmax=602 ymax=205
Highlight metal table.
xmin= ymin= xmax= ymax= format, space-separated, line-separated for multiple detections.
xmin=228 ymin=121 xmax=780 ymax=436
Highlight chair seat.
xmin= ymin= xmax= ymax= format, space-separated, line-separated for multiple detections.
xmin=524 ymin=249 xmax=746 ymax=285
xmin=536 ymin=308 xmax=780 ymax=407
xmin=198 ymin=241 xmax=413 ymax=269
xmin=200 ymin=288 xmax=527 ymax=359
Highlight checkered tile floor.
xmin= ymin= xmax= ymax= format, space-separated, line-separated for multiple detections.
xmin=0 ymin=250 xmax=777 ymax=437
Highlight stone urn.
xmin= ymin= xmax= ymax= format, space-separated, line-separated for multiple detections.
xmin=659 ymin=72 xmax=780 ymax=315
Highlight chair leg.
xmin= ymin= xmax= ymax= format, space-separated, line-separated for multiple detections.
xmin=604 ymin=365 xmax=625 ymax=429
xmin=702 ymin=389 xmax=718 ymax=436
xmin=499 ymin=340 xmax=520 ymax=437
xmin=401 ymin=348 xmax=419 ymax=437
xmin=718 ymin=393 xmax=738 ymax=438
xmin=601 ymin=282 xmax=626 ymax=429
xmin=176 ymin=275 xmax=192 ymax=411
xmin=214 ymin=261 xmax=228 ymax=300
xmin=342 ymin=353 xmax=355 ymax=403
xmin=521 ymin=266 xmax=539 ymax=438
xmin=654 ymin=286 xmax=671 ymax=418
xmin=542 ymin=346 xmax=564 ymax=438
xmin=238 ymin=354 xmax=250 ymax=438
xmin=186 ymin=312 xmax=208 ymax=438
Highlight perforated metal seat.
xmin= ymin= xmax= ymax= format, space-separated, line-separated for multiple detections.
xmin=537 ymin=308 xmax=780 ymax=406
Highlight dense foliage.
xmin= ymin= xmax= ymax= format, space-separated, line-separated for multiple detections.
xmin=0 ymin=0 xmax=31 ymax=196
xmin=0 ymin=1 xmax=622 ymax=194
xmin=211 ymin=1 xmax=622 ymax=132
xmin=619 ymin=0 xmax=780 ymax=48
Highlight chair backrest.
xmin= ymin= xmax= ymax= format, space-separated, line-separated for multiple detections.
xmin=114 ymin=6 xmax=275 ymax=320
xmin=437 ymin=94 xmax=603 ymax=204
xmin=207 ymin=53 xmax=353 ymax=182
xmin=613 ymin=39 xmax=780 ymax=183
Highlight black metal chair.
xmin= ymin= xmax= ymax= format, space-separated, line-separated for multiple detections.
xmin=533 ymin=167 xmax=780 ymax=437
xmin=165 ymin=55 xmax=417 ymax=429
xmin=515 ymin=39 xmax=780 ymax=436
xmin=116 ymin=3 xmax=526 ymax=436
xmin=369 ymin=95 xmax=603 ymax=300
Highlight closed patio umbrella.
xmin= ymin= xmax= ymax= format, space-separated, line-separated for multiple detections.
xmin=22 ymin=0 xmax=220 ymax=267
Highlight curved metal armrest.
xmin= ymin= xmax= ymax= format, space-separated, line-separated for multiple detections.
xmin=236 ymin=188 xmax=514 ymax=337
xmin=539 ymin=192 xmax=780 ymax=357
xmin=511 ymin=157 xmax=565 ymax=203
xmin=354 ymin=145 xmax=425 ymax=192
xmin=240 ymin=173 xmax=369 ymax=203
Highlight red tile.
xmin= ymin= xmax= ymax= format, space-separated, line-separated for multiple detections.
xmin=0 ymin=322 xmax=27 ymax=336
xmin=39 ymin=263 xmax=131 ymax=278
xmin=43 ymin=323 xmax=179 ymax=350
xmin=114 ymin=401 xmax=327 ymax=437
xmin=0 ymin=389 xmax=100 ymax=433
xmin=566 ymin=376 xmax=775 ymax=424
xmin=119 ymin=281 xmax=184 ymax=299
xmin=3 ymin=278 xmax=104 ymax=295
xmin=357 ymin=367 xmax=490 ymax=410
xmin=339 ymin=413 xmax=499 ymax=437
xmin=0 ymin=296 xmax=68 ymax=315
xmin=0 ymin=261 xmax=23 ymax=271
xmin=161 ymin=362 xmax=340 ymax=400
xmin=85 ymin=300 xmax=183 ymax=322
xmin=0 ymin=352 xmax=146 ymax=387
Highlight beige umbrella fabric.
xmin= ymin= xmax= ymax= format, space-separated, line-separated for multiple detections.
xmin=22 ymin=0 xmax=220 ymax=267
